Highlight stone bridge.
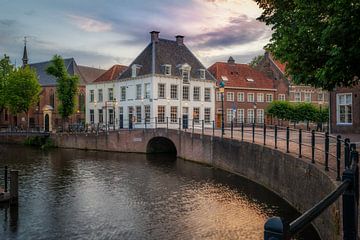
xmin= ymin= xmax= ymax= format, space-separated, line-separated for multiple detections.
xmin=51 ymin=128 xmax=340 ymax=240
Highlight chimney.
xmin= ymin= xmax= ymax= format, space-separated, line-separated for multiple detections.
xmin=175 ymin=35 xmax=184 ymax=45
xmin=150 ymin=31 xmax=160 ymax=43
xmin=228 ymin=56 xmax=235 ymax=64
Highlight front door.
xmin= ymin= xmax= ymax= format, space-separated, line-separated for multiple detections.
xmin=119 ymin=114 xmax=123 ymax=129
xmin=216 ymin=114 xmax=222 ymax=128
xmin=45 ymin=114 xmax=49 ymax=132
xmin=128 ymin=107 xmax=133 ymax=129
xmin=182 ymin=115 xmax=188 ymax=129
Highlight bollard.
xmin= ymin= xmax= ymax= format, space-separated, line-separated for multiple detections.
xmin=202 ymin=120 xmax=204 ymax=138
xmin=252 ymin=123 xmax=255 ymax=143
xmin=274 ymin=125 xmax=278 ymax=149
xmin=179 ymin=118 xmax=181 ymax=131
xmin=325 ymin=132 xmax=329 ymax=171
xmin=264 ymin=217 xmax=289 ymax=240
xmin=231 ymin=120 xmax=233 ymax=139
xmin=241 ymin=122 xmax=244 ymax=141
xmin=263 ymin=124 xmax=266 ymax=145
xmin=192 ymin=119 xmax=194 ymax=135
xmin=311 ymin=130 xmax=315 ymax=164
xmin=299 ymin=129 xmax=302 ymax=158
xmin=10 ymin=170 xmax=18 ymax=205
xmin=212 ymin=120 xmax=215 ymax=137
xmin=286 ymin=127 xmax=290 ymax=153
xmin=345 ymin=138 xmax=351 ymax=168
xmin=336 ymin=135 xmax=341 ymax=181
xmin=4 ymin=166 xmax=8 ymax=192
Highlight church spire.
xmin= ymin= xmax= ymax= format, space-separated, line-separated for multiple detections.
xmin=22 ymin=36 xmax=28 ymax=67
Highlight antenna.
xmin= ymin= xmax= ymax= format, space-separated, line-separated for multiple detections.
xmin=24 ymin=36 xmax=27 ymax=46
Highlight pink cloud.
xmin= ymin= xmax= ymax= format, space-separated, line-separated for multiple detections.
xmin=68 ymin=15 xmax=112 ymax=32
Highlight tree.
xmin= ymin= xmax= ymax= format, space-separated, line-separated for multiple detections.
xmin=6 ymin=66 xmax=41 ymax=128
xmin=0 ymin=55 xmax=14 ymax=110
xmin=46 ymin=55 xmax=79 ymax=125
xmin=249 ymin=55 xmax=264 ymax=68
xmin=294 ymin=103 xmax=318 ymax=130
xmin=266 ymin=101 xmax=293 ymax=122
xmin=255 ymin=0 xmax=360 ymax=90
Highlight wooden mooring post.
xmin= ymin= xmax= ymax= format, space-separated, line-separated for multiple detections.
xmin=10 ymin=170 xmax=18 ymax=205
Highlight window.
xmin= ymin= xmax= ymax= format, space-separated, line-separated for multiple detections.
xmin=204 ymin=88 xmax=211 ymax=102
xmin=257 ymin=109 xmax=264 ymax=124
xmin=136 ymin=84 xmax=142 ymax=100
xmin=171 ymin=106 xmax=178 ymax=123
xmin=131 ymin=64 xmax=140 ymax=78
xmin=108 ymin=88 xmax=114 ymax=101
xmin=193 ymin=87 xmax=200 ymax=101
xmin=158 ymin=83 xmax=166 ymax=99
xmin=144 ymin=105 xmax=150 ymax=123
xmin=226 ymin=109 xmax=234 ymax=123
xmin=170 ymin=85 xmax=178 ymax=99
xmin=136 ymin=106 xmax=142 ymax=123
xmin=216 ymin=92 xmax=222 ymax=102
xmin=318 ymin=93 xmax=324 ymax=102
xmin=144 ymin=83 xmax=150 ymax=99
xmin=182 ymin=69 xmax=190 ymax=83
xmin=108 ymin=109 xmax=114 ymax=124
xmin=120 ymin=86 xmax=126 ymax=101
xmin=237 ymin=109 xmax=244 ymax=123
xmin=78 ymin=93 xmax=85 ymax=112
xmin=247 ymin=109 xmax=254 ymax=123
xmin=204 ymin=108 xmax=211 ymax=123
xmin=278 ymin=94 xmax=286 ymax=101
xmin=90 ymin=90 xmax=94 ymax=102
xmin=257 ymin=93 xmax=264 ymax=102
xmin=199 ymin=69 xmax=205 ymax=79
xmin=158 ymin=106 xmax=165 ymax=123
xmin=237 ymin=92 xmax=244 ymax=102
xmin=304 ymin=92 xmax=311 ymax=102
xmin=164 ymin=65 xmax=171 ymax=75
xmin=98 ymin=109 xmax=103 ymax=123
xmin=183 ymin=86 xmax=189 ymax=100
xmin=266 ymin=94 xmax=273 ymax=102
xmin=98 ymin=89 xmax=103 ymax=102
xmin=337 ymin=93 xmax=352 ymax=124
xmin=50 ymin=92 xmax=55 ymax=107
xmin=247 ymin=93 xmax=254 ymax=102
xmin=294 ymin=92 xmax=301 ymax=102
xmin=226 ymin=92 xmax=234 ymax=101
xmin=193 ymin=107 xmax=200 ymax=123
xmin=90 ymin=109 xmax=94 ymax=123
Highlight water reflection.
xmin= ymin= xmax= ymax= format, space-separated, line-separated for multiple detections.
xmin=0 ymin=145 xmax=319 ymax=239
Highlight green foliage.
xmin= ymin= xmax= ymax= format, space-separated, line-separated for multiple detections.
xmin=266 ymin=101 xmax=293 ymax=120
xmin=255 ymin=0 xmax=360 ymax=90
xmin=294 ymin=103 xmax=318 ymax=122
xmin=315 ymin=106 xmax=329 ymax=123
xmin=6 ymin=66 xmax=41 ymax=114
xmin=0 ymin=55 xmax=14 ymax=110
xmin=24 ymin=136 xmax=55 ymax=149
xmin=249 ymin=55 xmax=264 ymax=68
xmin=46 ymin=55 xmax=79 ymax=120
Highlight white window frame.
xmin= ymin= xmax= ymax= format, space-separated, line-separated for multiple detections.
xmin=170 ymin=84 xmax=178 ymax=99
xmin=226 ymin=92 xmax=234 ymax=102
xmin=294 ymin=92 xmax=301 ymax=102
xmin=170 ymin=106 xmax=178 ymax=123
xmin=247 ymin=109 xmax=254 ymax=123
xmin=237 ymin=109 xmax=244 ymax=123
xmin=144 ymin=83 xmax=150 ymax=99
xmin=120 ymin=86 xmax=126 ymax=101
xmin=266 ymin=94 xmax=273 ymax=102
xmin=199 ymin=69 xmax=206 ymax=80
xmin=304 ymin=92 xmax=311 ymax=102
xmin=98 ymin=89 xmax=103 ymax=102
xmin=247 ymin=93 xmax=254 ymax=102
xmin=136 ymin=84 xmax=142 ymax=100
xmin=278 ymin=94 xmax=286 ymax=101
xmin=257 ymin=93 xmax=264 ymax=102
xmin=336 ymin=93 xmax=352 ymax=125
xmin=90 ymin=90 xmax=94 ymax=102
xmin=204 ymin=88 xmax=211 ymax=102
xmin=183 ymin=86 xmax=189 ymax=100
xmin=237 ymin=92 xmax=244 ymax=102
xmin=158 ymin=83 xmax=166 ymax=99
xmin=193 ymin=87 xmax=200 ymax=101
xmin=257 ymin=109 xmax=264 ymax=124
xmin=158 ymin=105 xmax=165 ymax=123
xmin=108 ymin=88 xmax=114 ymax=101
xmin=164 ymin=64 xmax=171 ymax=76
xmin=216 ymin=92 xmax=222 ymax=102
xmin=204 ymin=108 xmax=211 ymax=123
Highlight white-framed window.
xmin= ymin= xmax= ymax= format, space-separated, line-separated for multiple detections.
xmin=182 ymin=69 xmax=190 ymax=83
xmin=89 ymin=90 xmax=94 ymax=102
xmin=304 ymin=92 xmax=311 ymax=102
xmin=108 ymin=88 xmax=114 ymax=101
xmin=120 ymin=86 xmax=126 ymax=101
xmin=199 ymin=69 xmax=206 ymax=79
xmin=90 ymin=109 xmax=94 ymax=123
xmin=337 ymin=93 xmax=352 ymax=124
xmin=257 ymin=109 xmax=264 ymax=124
xmin=183 ymin=86 xmax=189 ymax=100
xmin=136 ymin=106 xmax=142 ymax=123
xmin=204 ymin=108 xmax=211 ymax=123
xmin=237 ymin=109 xmax=244 ymax=123
xmin=108 ymin=109 xmax=114 ymax=124
xmin=247 ymin=93 xmax=254 ymax=102
xmin=98 ymin=89 xmax=103 ymax=102
xmin=204 ymin=88 xmax=211 ymax=102
xmin=193 ymin=107 xmax=200 ymax=123
xmin=131 ymin=64 xmax=140 ymax=78
xmin=266 ymin=94 xmax=273 ymax=102
xmin=237 ymin=92 xmax=244 ymax=102
xmin=193 ymin=87 xmax=200 ymax=101
xmin=257 ymin=93 xmax=264 ymax=102
xmin=216 ymin=92 xmax=222 ymax=102
xmin=247 ymin=109 xmax=254 ymax=123
xmin=144 ymin=105 xmax=151 ymax=123
xmin=318 ymin=93 xmax=324 ymax=102
xmin=144 ymin=83 xmax=150 ymax=99
xmin=170 ymin=85 xmax=178 ymax=99
xmin=171 ymin=106 xmax=178 ymax=123
xmin=158 ymin=83 xmax=166 ymax=99
xmin=294 ymin=92 xmax=301 ymax=102
xmin=278 ymin=94 xmax=286 ymax=101
xmin=226 ymin=109 xmax=234 ymax=123
xmin=136 ymin=84 xmax=142 ymax=100
xmin=98 ymin=109 xmax=103 ymax=123
xmin=164 ymin=64 xmax=171 ymax=75
xmin=226 ymin=92 xmax=234 ymax=101
xmin=158 ymin=105 xmax=165 ymax=123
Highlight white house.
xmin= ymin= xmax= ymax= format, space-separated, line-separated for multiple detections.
xmin=86 ymin=31 xmax=216 ymax=129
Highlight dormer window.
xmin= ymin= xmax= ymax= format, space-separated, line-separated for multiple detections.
xmin=246 ymin=78 xmax=254 ymax=82
xmin=221 ymin=76 xmax=228 ymax=81
xmin=178 ymin=63 xmax=191 ymax=83
xmin=131 ymin=64 xmax=141 ymax=78
xmin=199 ymin=69 xmax=206 ymax=80
xmin=163 ymin=64 xmax=171 ymax=76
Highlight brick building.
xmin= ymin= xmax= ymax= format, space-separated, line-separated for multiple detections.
xmin=208 ymin=57 xmax=288 ymax=127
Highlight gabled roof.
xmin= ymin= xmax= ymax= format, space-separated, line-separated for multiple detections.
xmin=77 ymin=65 xmax=106 ymax=84
xmin=119 ymin=37 xmax=216 ymax=81
xmin=94 ymin=64 xmax=128 ymax=83
xmin=208 ymin=61 xmax=276 ymax=89
xmin=268 ymin=53 xmax=286 ymax=74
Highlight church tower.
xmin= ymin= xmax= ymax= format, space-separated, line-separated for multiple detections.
xmin=22 ymin=36 xmax=28 ymax=67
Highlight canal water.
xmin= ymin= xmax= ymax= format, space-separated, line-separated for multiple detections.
xmin=0 ymin=145 xmax=319 ymax=240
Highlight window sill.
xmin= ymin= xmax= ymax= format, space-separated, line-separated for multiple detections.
xmin=336 ymin=123 xmax=353 ymax=126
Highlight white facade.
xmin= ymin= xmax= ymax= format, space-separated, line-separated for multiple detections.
xmin=86 ymin=74 xmax=215 ymax=129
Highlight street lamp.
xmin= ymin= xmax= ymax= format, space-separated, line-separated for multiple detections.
xmin=253 ymin=102 xmax=257 ymax=124
xmin=219 ymin=81 xmax=225 ymax=137
xmin=35 ymin=106 xmax=39 ymax=131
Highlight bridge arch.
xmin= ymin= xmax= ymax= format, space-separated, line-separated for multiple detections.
xmin=146 ymin=137 xmax=177 ymax=155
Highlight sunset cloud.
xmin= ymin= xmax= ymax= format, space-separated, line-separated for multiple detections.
xmin=68 ymin=15 xmax=112 ymax=32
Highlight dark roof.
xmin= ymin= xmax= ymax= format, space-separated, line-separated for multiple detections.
xmin=94 ymin=64 xmax=128 ymax=83
xmin=119 ymin=38 xmax=215 ymax=81
xmin=77 ymin=65 xmax=106 ymax=84
xmin=29 ymin=58 xmax=104 ymax=86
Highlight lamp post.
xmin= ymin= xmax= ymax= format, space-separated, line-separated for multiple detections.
xmin=219 ymin=81 xmax=225 ymax=137
xmin=253 ymin=102 xmax=257 ymax=124
xmin=35 ymin=106 xmax=39 ymax=131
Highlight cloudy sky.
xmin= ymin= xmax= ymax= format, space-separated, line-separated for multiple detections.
xmin=0 ymin=0 xmax=271 ymax=69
